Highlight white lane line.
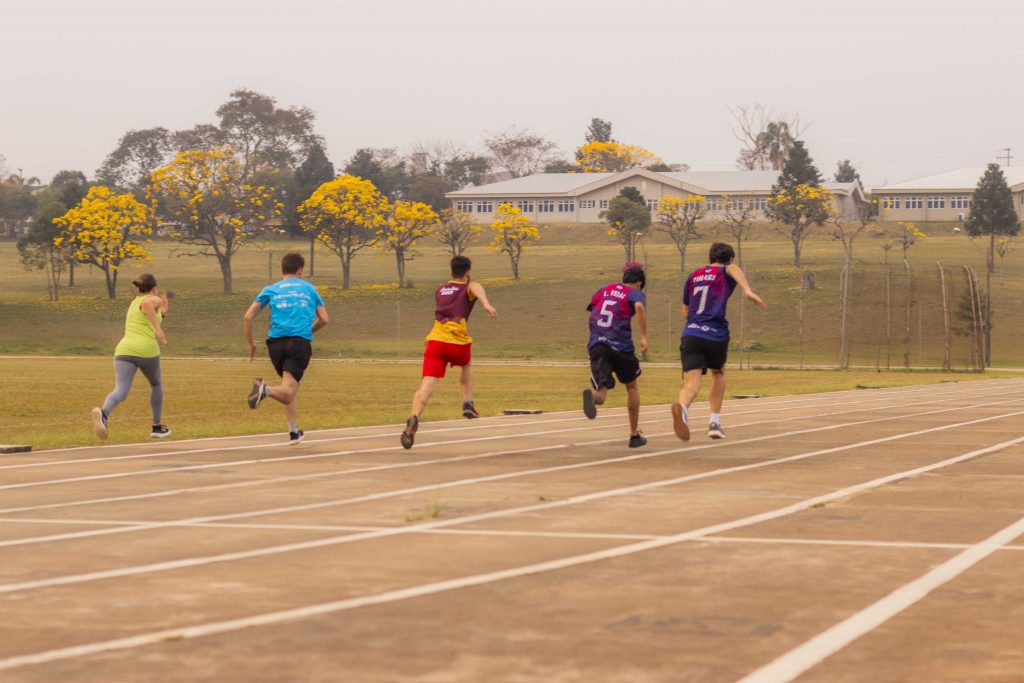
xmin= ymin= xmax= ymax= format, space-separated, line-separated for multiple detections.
xmin=703 ymin=536 xmax=1024 ymax=552
xmin=1 ymin=405 xmax=1021 ymax=590
xmin=25 ymin=378 xmax=1003 ymax=456
xmin=736 ymin=513 xmax=1024 ymax=683
xmin=4 ymin=380 xmax=977 ymax=470
xmin=2 ymin=434 xmax=1020 ymax=673
xmin=2 ymin=396 xmax=1016 ymax=549
xmin=0 ymin=386 xmax=991 ymax=516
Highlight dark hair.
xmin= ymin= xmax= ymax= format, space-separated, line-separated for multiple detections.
xmin=450 ymin=255 xmax=472 ymax=278
xmin=622 ymin=263 xmax=646 ymax=290
xmin=709 ymin=242 xmax=735 ymax=264
xmin=281 ymin=252 xmax=305 ymax=275
xmin=131 ymin=274 xmax=157 ymax=293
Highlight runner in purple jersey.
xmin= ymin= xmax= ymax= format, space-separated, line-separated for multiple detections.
xmin=582 ymin=263 xmax=649 ymax=448
xmin=671 ymin=242 xmax=766 ymax=442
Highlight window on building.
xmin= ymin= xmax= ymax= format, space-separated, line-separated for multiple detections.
xmin=538 ymin=200 xmax=555 ymax=213
xmin=557 ymin=199 xmax=575 ymax=212
xmin=456 ymin=201 xmax=473 ymax=213
xmin=905 ymin=196 xmax=923 ymax=210
xmin=730 ymin=198 xmax=745 ymax=210
xmin=927 ymin=196 xmax=945 ymax=209
xmin=476 ymin=201 xmax=493 ymax=213
xmin=599 ymin=199 xmax=609 ymax=209
xmin=646 ymin=199 xmax=659 ymax=211
xmin=750 ymin=197 xmax=768 ymax=211
xmin=516 ymin=200 xmax=534 ymax=213
xmin=882 ymin=196 xmax=901 ymax=210
xmin=579 ymin=199 xmax=595 ymax=209
xmin=705 ymin=198 xmax=722 ymax=211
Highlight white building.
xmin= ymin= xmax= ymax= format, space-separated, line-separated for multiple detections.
xmin=446 ymin=168 xmax=867 ymax=223
xmin=873 ymin=167 xmax=1024 ymax=222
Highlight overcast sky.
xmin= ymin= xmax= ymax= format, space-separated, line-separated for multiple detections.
xmin=2 ymin=0 xmax=1021 ymax=189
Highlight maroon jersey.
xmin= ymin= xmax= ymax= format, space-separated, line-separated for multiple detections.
xmin=425 ymin=281 xmax=477 ymax=345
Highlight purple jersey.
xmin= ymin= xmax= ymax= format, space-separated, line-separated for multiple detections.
xmin=682 ymin=265 xmax=738 ymax=342
xmin=587 ymin=283 xmax=645 ymax=352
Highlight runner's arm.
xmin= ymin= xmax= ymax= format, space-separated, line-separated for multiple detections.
xmin=243 ymin=302 xmax=264 ymax=361
xmin=726 ymin=264 xmax=767 ymax=310
xmin=468 ymin=281 xmax=497 ymax=317
xmin=312 ymin=305 xmax=330 ymax=333
xmin=634 ymin=302 xmax=648 ymax=353
xmin=140 ymin=297 xmax=168 ymax=346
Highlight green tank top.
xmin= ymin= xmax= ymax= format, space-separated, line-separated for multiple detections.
xmin=113 ymin=295 xmax=162 ymax=358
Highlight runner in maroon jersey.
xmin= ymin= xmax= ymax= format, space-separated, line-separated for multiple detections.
xmin=401 ymin=255 xmax=497 ymax=449
xmin=582 ymin=263 xmax=648 ymax=448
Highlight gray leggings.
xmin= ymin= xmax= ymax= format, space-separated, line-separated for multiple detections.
xmin=102 ymin=356 xmax=163 ymax=423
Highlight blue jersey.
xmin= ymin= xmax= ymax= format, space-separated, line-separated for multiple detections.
xmin=255 ymin=278 xmax=324 ymax=341
xmin=682 ymin=265 xmax=737 ymax=342
xmin=587 ymin=283 xmax=645 ymax=353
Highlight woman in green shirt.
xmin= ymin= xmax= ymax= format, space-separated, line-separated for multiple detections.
xmin=91 ymin=274 xmax=171 ymax=439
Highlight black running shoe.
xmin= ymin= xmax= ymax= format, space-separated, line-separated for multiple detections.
xmin=628 ymin=432 xmax=647 ymax=448
xmin=150 ymin=425 xmax=171 ymax=439
xmin=582 ymin=389 xmax=597 ymax=420
xmin=671 ymin=403 xmax=690 ymax=441
xmin=289 ymin=430 xmax=304 ymax=445
xmin=91 ymin=407 xmax=108 ymax=440
xmin=400 ymin=415 xmax=419 ymax=449
xmin=248 ymin=378 xmax=267 ymax=409
xmin=708 ymin=422 xmax=725 ymax=440
xmin=462 ymin=401 xmax=480 ymax=419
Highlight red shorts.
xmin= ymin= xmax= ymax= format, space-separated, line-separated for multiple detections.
xmin=422 ymin=340 xmax=472 ymax=378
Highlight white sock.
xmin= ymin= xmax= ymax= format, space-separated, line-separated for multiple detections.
xmin=288 ymin=420 xmax=299 ymax=433
xmin=710 ymin=413 xmax=721 ymax=425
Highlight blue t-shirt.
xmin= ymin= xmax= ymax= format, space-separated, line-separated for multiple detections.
xmin=682 ymin=265 xmax=738 ymax=342
xmin=587 ymin=283 xmax=646 ymax=353
xmin=255 ymin=278 xmax=324 ymax=341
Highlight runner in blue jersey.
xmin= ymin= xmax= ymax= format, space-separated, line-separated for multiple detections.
xmin=243 ymin=252 xmax=330 ymax=445
xmin=582 ymin=263 xmax=648 ymax=448
xmin=672 ymin=242 xmax=766 ymax=442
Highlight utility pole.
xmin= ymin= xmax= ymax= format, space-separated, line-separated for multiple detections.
xmin=998 ymin=148 xmax=1013 ymax=167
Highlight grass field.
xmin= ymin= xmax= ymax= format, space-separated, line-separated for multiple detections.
xmin=0 ymin=357 xmax=1012 ymax=449
xmin=1 ymin=222 xmax=1020 ymax=368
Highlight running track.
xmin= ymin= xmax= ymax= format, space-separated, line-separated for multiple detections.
xmin=1 ymin=379 xmax=1023 ymax=682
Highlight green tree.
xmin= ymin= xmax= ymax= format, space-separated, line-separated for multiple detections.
xmin=17 ymin=189 xmax=69 ymax=300
xmin=585 ymin=117 xmax=613 ymax=143
xmin=768 ymin=141 xmax=829 ymax=267
xmin=601 ymin=188 xmax=651 ymax=261
xmin=443 ymin=155 xmax=490 ymax=189
xmin=96 ymin=128 xmax=174 ymax=193
xmin=834 ymin=159 xmax=860 ymax=183
xmin=344 ymin=148 xmax=410 ymax=199
xmin=289 ymin=143 xmax=336 ymax=273
xmin=214 ymin=89 xmax=319 ymax=172
xmin=406 ymin=174 xmax=456 ymax=212
xmin=0 ymin=178 xmax=38 ymax=238
xmin=773 ymin=141 xmax=822 ymax=191
xmin=965 ymin=163 xmax=1021 ymax=365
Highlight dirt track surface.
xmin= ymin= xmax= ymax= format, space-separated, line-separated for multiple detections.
xmin=1 ymin=379 xmax=1023 ymax=682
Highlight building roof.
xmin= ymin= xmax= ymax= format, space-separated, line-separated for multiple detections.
xmin=448 ymin=169 xmax=864 ymax=199
xmin=874 ymin=166 xmax=1024 ymax=192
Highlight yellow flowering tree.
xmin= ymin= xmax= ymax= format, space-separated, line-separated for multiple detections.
xmin=381 ymin=200 xmax=438 ymax=287
xmin=434 ymin=208 xmax=482 ymax=257
xmin=299 ymin=174 xmax=389 ymax=289
xmin=490 ymin=203 xmax=540 ymax=279
xmin=656 ymin=194 xmax=707 ymax=273
xmin=575 ymin=141 xmax=662 ymax=172
xmin=149 ymin=147 xmax=281 ymax=294
xmin=54 ymin=186 xmax=154 ymax=299
xmin=766 ymin=183 xmax=835 ymax=267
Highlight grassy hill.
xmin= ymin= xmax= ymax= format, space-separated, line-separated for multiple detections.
xmin=1 ymin=221 xmax=1020 ymax=368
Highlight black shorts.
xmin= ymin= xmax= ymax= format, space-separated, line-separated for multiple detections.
xmin=589 ymin=343 xmax=641 ymax=390
xmin=681 ymin=335 xmax=728 ymax=374
xmin=267 ymin=336 xmax=312 ymax=382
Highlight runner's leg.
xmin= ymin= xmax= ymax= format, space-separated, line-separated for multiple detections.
xmin=709 ymin=369 xmax=726 ymax=417
xmin=625 ymin=380 xmax=640 ymax=435
xmin=678 ymin=368 xmax=703 ymax=409
xmin=412 ymin=377 xmax=441 ymax=418
xmin=459 ymin=363 xmax=472 ymax=403
xmin=101 ymin=358 xmax=139 ymax=417
xmin=136 ymin=357 xmax=163 ymax=425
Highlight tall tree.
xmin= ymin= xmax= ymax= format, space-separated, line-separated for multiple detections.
xmin=344 ymin=148 xmax=409 ymax=199
xmin=490 ymin=204 xmax=540 ymax=279
xmin=576 ymin=141 xmax=661 ymax=172
xmin=656 ymin=194 xmax=707 ymax=273
xmin=443 ymin=155 xmax=490 ymax=189
xmin=773 ymin=141 xmax=823 ymax=190
xmin=483 ymin=126 xmax=560 ymax=178
xmin=730 ymin=105 xmax=806 ymax=171
xmin=380 ymin=201 xmax=437 ymax=287
xmin=601 ymin=188 xmax=651 ymax=262
xmin=96 ymin=128 xmax=174 ymax=192
xmin=290 ymin=143 xmax=336 ymax=274
xmin=768 ymin=141 xmax=829 ymax=267
xmin=17 ymin=189 xmax=70 ymax=300
xmin=0 ymin=177 xmax=38 ymax=238
xmin=834 ymin=159 xmax=861 ymax=183
xmin=214 ymin=89 xmax=318 ymax=173
xmin=299 ymin=174 xmax=389 ymax=289
xmin=584 ymin=117 xmax=613 ymax=144
xmin=54 ymin=186 xmax=155 ymax=299
xmin=406 ymin=174 xmax=456 ymax=212
xmin=150 ymin=147 xmax=282 ymax=294
xmin=965 ymin=163 xmax=1021 ymax=365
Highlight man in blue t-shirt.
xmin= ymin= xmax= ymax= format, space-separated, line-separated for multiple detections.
xmin=243 ymin=252 xmax=330 ymax=444
xmin=672 ymin=242 xmax=766 ymax=442
xmin=582 ymin=263 xmax=648 ymax=448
